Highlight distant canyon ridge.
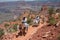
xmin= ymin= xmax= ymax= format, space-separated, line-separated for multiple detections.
xmin=0 ymin=1 xmax=60 ymax=23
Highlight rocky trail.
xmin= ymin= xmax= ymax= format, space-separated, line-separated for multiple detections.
xmin=12 ymin=22 xmax=47 ymax=40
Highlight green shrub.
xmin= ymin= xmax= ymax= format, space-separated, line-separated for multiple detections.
xmin=49 ymin=17 xmax=57 ymax=25
xmin=8 ymin=28 xmax=16 ymax=33
xmin=0 ymin=29 xmax=4 ymax=37
xmin=57 ymin=35 xmax=60 ymax=40
xmin=27 ymin=17 xmax=32 ymax=25
xmin=56 ymin=9 xmax=60 ymax=13
xmin=58 ymin=15 xmax=60 ymax=19
xmin=48 ymin=7 xmax=54 ymax=16
xmin=8 ymin=24 xmax=18 ymax=33
xmin=13 ymin=24 xmax=18 ymax=32
xmin=4 ymin=23 xmax=9 ymax=28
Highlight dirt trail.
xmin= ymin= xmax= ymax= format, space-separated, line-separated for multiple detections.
xmin=13 ymin=23 xmax=47 ymax=40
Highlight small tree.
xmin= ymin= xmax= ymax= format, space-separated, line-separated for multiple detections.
xmin=4 ymin=23 xmax=9 ymax=28
xmin=57 ymin=35 xmax=60 ymax=40
xmin=4 ymin=23 xmax=10 ymax=33
xmin=48 ymin=7 xmax=54 ymax=16
xmin=13 ymin=24 xmax=18 ymax=32
xmin=27 ymin=17 xmax=32 ymax=25
xmin=40 ymin=7 xmax=43 ymax=11
xmin=8 ymin=24 xmax=18 ymax=33
xmin=8 ymin=28 xmax=15 ymax=33
xmin=58 ymin=15 xmax=60 ymax=19
xmin=49 ymin=17 xmax=57 ymax=25
xmin=56 ymin=9 xmax=60 ymax=13
xmin=0 ymin=28 xmax=4 ymax=37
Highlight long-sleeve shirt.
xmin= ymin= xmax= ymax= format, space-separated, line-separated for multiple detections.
xmin=22 ymin=18 xmax=27 ymax=23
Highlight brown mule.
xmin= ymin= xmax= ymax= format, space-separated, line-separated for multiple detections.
xmin=16 ymin=24 xmax=26 ymax=38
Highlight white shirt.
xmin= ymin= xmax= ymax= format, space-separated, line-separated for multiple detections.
xmin=33 ymin=19 xmax=38 ymax=24
xmin=36 ymin=17 xmax=40 ymax=20
xmin=25 ymin=18 xmax=27 ymax=22
xmin=24 ymin=23 xmax=29 ymax=27
xmin=22 ymin=17 xmax=27 ymax=23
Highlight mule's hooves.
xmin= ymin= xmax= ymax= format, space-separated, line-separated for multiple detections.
xmin=16 ymin=35 xmax=19 ymax=38
xmin=32 ymin=25 xmax=38 ymax=27
xmin=18 ymin=31 xmax=23 ymax=36
xmin=47 ymin=24 xmax=51 ymax=26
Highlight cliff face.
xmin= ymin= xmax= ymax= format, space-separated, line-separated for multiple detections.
xmin=30 ymin=25 xmax=60 ymax=40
